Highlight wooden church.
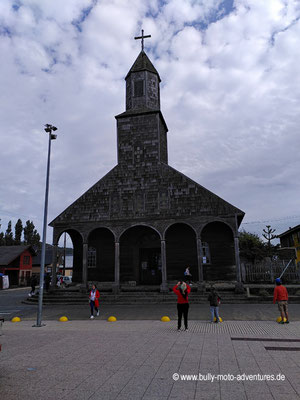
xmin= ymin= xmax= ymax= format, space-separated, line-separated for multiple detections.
xmin=50 ymin=37 xmax=245 ymax=292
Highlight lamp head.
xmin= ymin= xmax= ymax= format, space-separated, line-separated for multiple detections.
xmin=44 ymin=124 xmax=58 ymax=133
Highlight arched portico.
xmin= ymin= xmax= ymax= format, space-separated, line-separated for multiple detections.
xmin=87 ymin=227 xmax=115 ymax=282
xmin=54 ymin=229 xmax=83 ymax=284
xmin=165 ymin=223 xmax=198 ymax=281
xmin=119 ymin=225 xmax=162 ymax=285
xmin=201 ymin=221 xmax=236 ymax=281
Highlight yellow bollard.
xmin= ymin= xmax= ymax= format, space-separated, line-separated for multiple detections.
xmin=11 ymin=317 xmax=21 ymax=323
xmin=161 ymin=316 xmax=170 ymax=322
xmin=107 ymin=316 xmax=117 ymax=322
xmin=214 ymin=317 xmax=223 ymax=322
xmin=59 ymin=316 xmax=68 ymax=322
xmin=276 ymin=317 xmax=287 ymax=323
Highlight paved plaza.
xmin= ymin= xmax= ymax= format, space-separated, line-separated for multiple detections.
xmin=1 ymin=319 xmax=300 ymax=400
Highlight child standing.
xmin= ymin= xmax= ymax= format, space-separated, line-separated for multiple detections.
xmin=273 ymin=278 xmax=289 ymax=324
xmin=208 ymin=286 xmax=221 ymax=323
xmin=89 ymin=284 xmax=100 ymax=319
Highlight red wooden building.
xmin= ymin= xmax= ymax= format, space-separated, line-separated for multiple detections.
xmin=0 ymin=246 xmax=36 ymax=286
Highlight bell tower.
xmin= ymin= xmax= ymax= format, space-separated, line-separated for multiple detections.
xmin=125 ymin=50 xmax=161 ymax=112
xmin=115 ymin=32 xmax=168 ymax=167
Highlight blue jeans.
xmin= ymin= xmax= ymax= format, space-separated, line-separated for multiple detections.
xmin=90 ymin=301 xmax=98 ymax=316
xmin=210 ymin=306 xmax=220 ymax=322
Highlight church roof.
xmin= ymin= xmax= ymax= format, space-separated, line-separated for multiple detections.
xmin=49 ymin=163 xmax=245 ymax=227
xmin=125 ymin=51 xmax=161 ymax=81
xmin=115 ymin=109 xmax=168 ymax=132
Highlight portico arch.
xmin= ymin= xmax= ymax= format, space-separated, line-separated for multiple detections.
xmin=165 ymin=223 xmax=197 ymax=281
xmin=87 ymin=227 xmax=115 ymax=282
xmin=201 ymin=221 xmax=235 ymax=281
xmin=56 ymin=229 xmax=83 ymax=283
xmin=120 ymin=225 xmax=162 ymax=284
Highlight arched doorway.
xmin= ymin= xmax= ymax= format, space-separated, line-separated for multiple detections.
xmin=120 ymin=226 xmax=161 ymax=285
xmin=165 ymin=223 xmax=197 ymax=281
xmin=87 ymin=228 xmax=115 ymax=282
xmin=57 ymin=232 xmax=73 ymax=278
xmin=201 ymin=221 xmax=235 ymax=280
xmin=57 ymin=229 xmax=83 ymax=283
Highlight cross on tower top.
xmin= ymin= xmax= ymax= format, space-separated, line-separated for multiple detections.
xmin=134 ymin=29 xmax=151 ymax=51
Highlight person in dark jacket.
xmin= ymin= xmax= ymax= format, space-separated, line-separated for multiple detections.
xmin=173 ymin=281 xmax=191 ymax=331
xmin=208 ymin=286 xmax=221 ymax=323
xmin=29 ymin=275 xmax=37 ymax=296
xmin=44 ymin=274 xmax=51 ymax=292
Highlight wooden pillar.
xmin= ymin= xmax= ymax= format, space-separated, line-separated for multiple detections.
xmin=196 ymin=237 xmax=204 ymax=282
xmin=234 ymin=236 xmax=241 ymax=283
xmin=51 ymin=244 xmax=58 ymax=288
xmin=113 ymin=241 xmax=120 ymax=292
xmin=160 ymin=239 xmax=168 ymax=292
xmin=82 ymin=243 xmax=88 ymax=288
xmin=234 ymin=235 xmax=244 ymax=293
xmin=196 ymin=237 xmax=205 ymax=293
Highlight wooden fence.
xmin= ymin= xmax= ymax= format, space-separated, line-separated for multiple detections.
xmin=241 ymin=259 xmax=300 ymax=283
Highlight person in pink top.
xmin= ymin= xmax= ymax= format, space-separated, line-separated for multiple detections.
xmin=273 ymin=278 xmax=289 ymax=324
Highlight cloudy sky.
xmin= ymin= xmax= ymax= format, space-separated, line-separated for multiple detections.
xmin=0 ymin=0 xmax=300 ymax=246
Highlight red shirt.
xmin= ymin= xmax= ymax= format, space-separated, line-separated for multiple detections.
xmin=89 ymin=289 xmax=100 ymax=307
xmin=273 ymin=285 xmax=288 ymax=303
xmin=173 ymin=284 xmax=191 ymax=304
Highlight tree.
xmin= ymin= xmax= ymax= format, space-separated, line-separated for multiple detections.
xmin=0 ymin=232 xmax=4 ymax=246
xmin=14 ymin=219 xmax=23 ymax=245
xmin=24 ymin=220 xmax=41 ymax=249
xmin=262 ymin=225 xmax=277 ymax=246
xmin=0 ymin=219 xmax=4 ymax=246
xmin=239 ymin=230 xmax=266 ymax=263
xmin=4 ymin=220 xmax=14 ymax=246
xmin=262 ymin=225 xmax=278 ymax=256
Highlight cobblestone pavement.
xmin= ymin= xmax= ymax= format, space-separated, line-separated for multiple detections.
xmin=1 ymin=320 xmax=300 ymax=400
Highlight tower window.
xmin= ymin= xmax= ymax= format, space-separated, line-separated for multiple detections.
xmin=134 ymin=80 xmax=144 ymax=97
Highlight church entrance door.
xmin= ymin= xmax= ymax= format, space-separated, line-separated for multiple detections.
xmin=139 ymin=248 xmax=161 ymax=285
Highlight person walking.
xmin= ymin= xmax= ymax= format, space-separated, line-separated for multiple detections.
xmin=173 ymin=281 xmax=191 ymax=331
xmin=89 ymin=284 xmax=100 ymax=319
xmin=29 ymin=275 xmax=37 ymax=297
xmin=208 ymin=286 xmax=221 ymax=323
xmin=273 ymin=278 xmax=289 ymax=324
xmin=44 ymin=273 xmax=51 ymax=292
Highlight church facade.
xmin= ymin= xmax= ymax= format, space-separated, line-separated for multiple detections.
xmin=50 ymin=50 xmax=245 ymax=292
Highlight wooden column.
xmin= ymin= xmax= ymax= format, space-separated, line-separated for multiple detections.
xmin=51 ymin=244 xmax=58 ymax=289
xmin=160 ymin=239 xmax=168 ymax=292
xmin=113 ymin=241 xmax=120 ymax=292
xmin=234 ymin=236 xmax=241 ymax=283
xmin=82 ymin=243 xmax=88 ymax=288
xmin=234 ymin=235 xmax=244 ymax=293
xmin=196 ymin=237 xmax=204 ymax=282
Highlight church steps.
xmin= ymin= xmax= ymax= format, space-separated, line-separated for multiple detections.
xmin=23 ymin=291 xmax=300 ymax=305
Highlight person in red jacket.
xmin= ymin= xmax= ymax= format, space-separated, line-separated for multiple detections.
xmin=89 ymin=284 xmax=100 ymax=319
xmin=173 ymin=281 xmax=191 ymax=331
xmin=273 ymin=278 xmax=289 ymax=324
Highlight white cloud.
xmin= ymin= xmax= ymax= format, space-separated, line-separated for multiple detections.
xmin=0 ymin=0 xmax=300 ymax=242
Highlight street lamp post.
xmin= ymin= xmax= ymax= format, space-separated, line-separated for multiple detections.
xmin=35 ymin=124 xmax=57 ymax=327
